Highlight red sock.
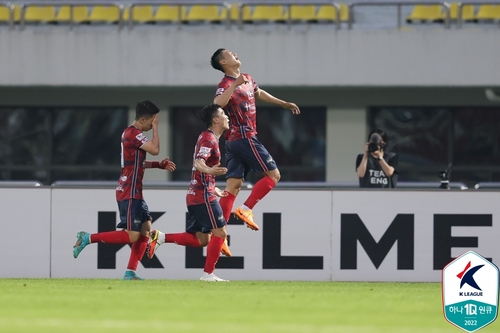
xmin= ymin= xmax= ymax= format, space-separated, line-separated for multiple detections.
xmin=204 ymin=235 xmax=224 ymax=274
xmin=126 ymin=235 xmax=148 ymax=271
xmin=219 ymin=192 xmax=236 ymax=222
xmin=244 ymin=176 xmax=276 ymax=209
xmin=90 ymin=230 xmax=130 ymax=244
xmin=165 ymin=232 xmax=201 ymax=247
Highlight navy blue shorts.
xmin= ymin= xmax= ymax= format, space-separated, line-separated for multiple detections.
xmin=116 ymin=199 xmax=152 ymax=232
xmin=186 ymin=201 xmax=226 ymax=234
xmin=225 ymin=136 xmax=277 ymax=180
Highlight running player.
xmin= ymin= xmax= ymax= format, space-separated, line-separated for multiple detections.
xmin=72 ymin=100 xmax=176 ymax=280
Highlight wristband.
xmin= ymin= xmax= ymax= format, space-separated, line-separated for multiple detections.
xmin=151 ymin=161 xmax=160 ymax=168
xmin=377 ymin=157 xmax=382 ymax=161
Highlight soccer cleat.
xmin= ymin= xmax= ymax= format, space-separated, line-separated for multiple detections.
xmin=123 ymin=270 xmax=144 ymax=280
xmin=147 ymin=229 xmax=161 ymax=259
xmin=200 ymin=272 xmax=229 ymax=282
xmin=234 ymin=207 xmax=259 ymax=231
xmin=220 ymin=237 xmax=232 ymax=257
xmin=73 ymin=231 xmax=90 ymax=259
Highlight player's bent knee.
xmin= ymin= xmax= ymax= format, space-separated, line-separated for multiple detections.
xmin=211 ymin=228 xmax=227 ymax=239
xmin=128 ymin=231 xmax=141 ymax=243
xmin=267 ymin=169 xmax=281 ymax=183
xmin=196 ymin=232 xmax=210 ymax=247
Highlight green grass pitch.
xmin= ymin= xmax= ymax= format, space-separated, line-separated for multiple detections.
xmin=0 ymin=279 xmax=498 ymax=333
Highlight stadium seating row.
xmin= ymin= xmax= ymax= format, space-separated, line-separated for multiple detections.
xmin=406 ymin=3 xmax=500 ymax=23
xmin=0 ymin=3 xmax=349 ymax=26
xmin=0 ymin=2 xmax=499 ymax=27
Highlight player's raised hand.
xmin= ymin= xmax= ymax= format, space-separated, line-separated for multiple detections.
xmin=159 ymin=158 xmax=176 ymax=172
xmin=152 ymin=114 xmax=159 ymax=128
xmin=235 ymin=74 xmax=249 ymax=86
xmin=282 ymin=102 xmax=300 ymax=115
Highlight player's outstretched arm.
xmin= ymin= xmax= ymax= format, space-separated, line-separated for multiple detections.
xmin=255 ymin=89 xmax=300 ymax=114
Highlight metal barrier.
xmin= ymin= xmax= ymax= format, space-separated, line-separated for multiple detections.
xmin=474 ymin=182 xmax=500 ymax=189
xmin=397 ymin=181 xmax=468 ymax=190
xmin=348 ymin=1 xmax=451 ymax=29
xmin=0 ymin=180 xmax=42 ymax=187
xmin=49 ymin=180 xmax=470 ymax=190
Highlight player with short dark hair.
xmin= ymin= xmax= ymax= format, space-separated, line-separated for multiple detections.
xmin=210 ymin=48 xmax=300 ymax=244
xmin=148 ymin=104 xmax=230 ymax=281
xmin=72 ymin=100 xmax=176 ymax=280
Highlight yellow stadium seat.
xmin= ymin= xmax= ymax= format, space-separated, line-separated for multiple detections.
xmin=183 ymin=5 xmax=226 ymax=23
xmin=24 ymin=6 xmax=56 ymax=23
xmin=249 ymin=5 xmax=287 ymax=23
xmin=123 ymin=6 xmax=154 ymax=23
xmin=55 ymin=6 xmax=89 ymax=24
xmin=449 ymin=3 xmax=475 ymax=21
xmin=0 ymin=4 xmax=20 ymax=23
xmin=406 ymin=5 xmax=445 ymax=23
xmin=154 ymin=5 xmax=185 ymax=23
xmin=88 ymin=5 xmax=121 ymax=23
xmin=474 ymin=5 xmax=500 ymax=21
xmin=316 ymin=4 xmax=349 ymax=22
xmin=290 ymin=5 xmax=317 ymax=22
xmin=231 ymin=4 xmax=252 ymax=22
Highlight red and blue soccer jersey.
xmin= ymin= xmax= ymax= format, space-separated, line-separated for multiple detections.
xmin=215 ymin=74 xmax=259 ymax=142
xmin=116 ymin=126 xmax=149 ymax=201
xmin=186 ymin=130 xmax=221 ymax=206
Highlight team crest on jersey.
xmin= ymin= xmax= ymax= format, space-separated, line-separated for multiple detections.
xmin=135 ymin=133 xmax=148 ymax=144
xmin=216 ymin=88 xmax=225 ymax=95
xmin=198 ymin=146 xmax=212 ymax=157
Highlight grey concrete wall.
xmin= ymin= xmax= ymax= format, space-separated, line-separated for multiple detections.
xmin=327 ymin=107 xmax=366 ymax=182
xmin=1 ymin=23 xmax=500 ymax=183
xmin=1 ymin=26 xmax=499 ymax=87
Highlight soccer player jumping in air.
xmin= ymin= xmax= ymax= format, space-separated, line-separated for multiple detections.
xmin=210 ymin=48 xmax=300 ymax=238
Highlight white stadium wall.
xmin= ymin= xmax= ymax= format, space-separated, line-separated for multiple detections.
xmin=1 ymin=187 xmax=499 ymax=281
xmin=0 ymin=188 xmax=51 ymax=278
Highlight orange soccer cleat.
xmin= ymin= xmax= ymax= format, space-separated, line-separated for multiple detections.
xmin=220 ymin=237 xmax=232 ymax=257
xmin=234 ymin=207 xmax=260 ymax=231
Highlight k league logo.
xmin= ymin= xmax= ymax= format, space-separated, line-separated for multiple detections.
xmin=457 ymin=261 xmax=484 ymax=294
xmin=442 ymin=251 xmax=499 ymax=332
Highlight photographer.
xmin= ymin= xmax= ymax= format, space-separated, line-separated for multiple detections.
xmin=356 ymin=128 xmax=398 ymax=188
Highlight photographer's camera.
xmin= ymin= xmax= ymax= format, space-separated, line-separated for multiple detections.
xmin=368 ymin=133 xmax=385 ymax=153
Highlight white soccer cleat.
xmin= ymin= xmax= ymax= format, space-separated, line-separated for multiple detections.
xmin=200 ymin=272 xmax=229 ymax=282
